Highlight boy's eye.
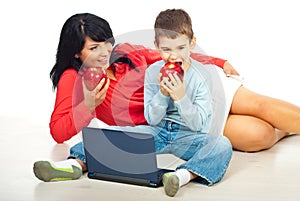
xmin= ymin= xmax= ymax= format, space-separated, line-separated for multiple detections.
xmin=160 ymin=48 xmax=170 ymax=52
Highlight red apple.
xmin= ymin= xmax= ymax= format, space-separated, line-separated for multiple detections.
xmin=82 ymin=67 xmax=108 ymax=91
xmin=160 ymin=62 xmax=184 ymax=81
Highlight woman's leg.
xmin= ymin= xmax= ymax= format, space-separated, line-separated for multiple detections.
xmin=33 ymin=142 xmax=86 ymax=182
xmin=230 ymin=86 xmax=300 ymax=134
xmin=224 ymin=114 xmax=289 ymax=152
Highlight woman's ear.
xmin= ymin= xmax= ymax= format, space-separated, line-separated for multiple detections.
xmin=75 ymin=54 xmax=80 ymax=59
xmin=154 ymin=41 xmax=159 ymax=50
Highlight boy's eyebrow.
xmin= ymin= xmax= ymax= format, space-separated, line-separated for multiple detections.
xmin=160 ymin=43 xmax=187 ymax=49
xmin=159 ymin=46 xmax=170 ymax=49
xmin=178 ymin=44 xmax=187 ymax=48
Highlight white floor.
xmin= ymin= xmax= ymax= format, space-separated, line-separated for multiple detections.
xmin=1 ymin=115 xmax=300 ymax=201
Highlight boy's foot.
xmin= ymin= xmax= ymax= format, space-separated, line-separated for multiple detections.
xmin=162 ymin=173 xmax=180 ymax=197
xmin=33 ymin=161 xmax=82 ymax=182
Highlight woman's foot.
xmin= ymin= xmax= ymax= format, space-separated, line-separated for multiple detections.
xmin=33 ymin=160 xmax=82 ymax=182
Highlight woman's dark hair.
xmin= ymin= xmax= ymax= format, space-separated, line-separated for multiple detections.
xmin=50 ymin=13 xmax=115 ymax=89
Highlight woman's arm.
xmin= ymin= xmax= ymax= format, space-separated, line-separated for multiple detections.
xmin=190 ymin=53 xmax=226 ymax=67
xmin=190 ymin=53 xmax=239 ymax=75
xmin=114 ymin=43 xmax=232 ymax=70
xmin=49 ymin=69 xmax=94 ymax=143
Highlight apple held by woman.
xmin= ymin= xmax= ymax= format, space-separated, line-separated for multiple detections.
xmin=160 ymin=62 xmax=184 ymax=81
xmin=82 ymin=67 xmax=108 ymax=91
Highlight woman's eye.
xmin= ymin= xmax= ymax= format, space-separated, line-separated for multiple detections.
xmin=90 ymin=46 xmax=97 ymax=51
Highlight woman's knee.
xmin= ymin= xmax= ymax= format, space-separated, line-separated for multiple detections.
xmin=241 ymin=125 xmax=276 ymax=152
xmin=224 ymin=114 xmax=277 ymax=152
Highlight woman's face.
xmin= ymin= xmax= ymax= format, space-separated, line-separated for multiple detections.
xmin=76 ymin=36 xmax=113 ymax=69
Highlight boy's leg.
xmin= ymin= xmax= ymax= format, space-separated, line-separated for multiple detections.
xmin=162 ymin=168 xmax=192 ymax=197
xmin=33 ymin=142 xmax=86 ymax=182
xmin=172 ymin=132 xmax=232 ymax=185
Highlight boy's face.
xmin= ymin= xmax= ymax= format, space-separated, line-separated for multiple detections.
xmin=155 ymin=34 xmax=195 ymax=69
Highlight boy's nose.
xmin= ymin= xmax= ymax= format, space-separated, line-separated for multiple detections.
xmin=169 ymin=51 xmax=178 ymax=60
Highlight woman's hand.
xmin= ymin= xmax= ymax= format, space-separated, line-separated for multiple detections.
xmin=223 ymin=61 xmax=240 ymax=77
xmin=82 ymin=78 xmax=110 ymax=113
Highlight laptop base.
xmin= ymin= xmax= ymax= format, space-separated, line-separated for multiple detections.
xmin=88 ymin=172 xmax=161 ymax=188
xmin=87 ymin=168 xmax=174 ymax=188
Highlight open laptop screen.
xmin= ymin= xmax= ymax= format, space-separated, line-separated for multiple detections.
xmin=82 ymin=127 xmax=161 ymax=181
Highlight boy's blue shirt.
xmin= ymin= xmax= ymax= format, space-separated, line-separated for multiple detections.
xmin=144 ymin=59 xmax=213 ymax=132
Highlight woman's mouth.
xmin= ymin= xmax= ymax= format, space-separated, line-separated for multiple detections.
xmin=97 ymin=59 xmax=109 ymax=67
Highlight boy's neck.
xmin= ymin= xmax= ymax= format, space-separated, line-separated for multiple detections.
xmin=182 ymin=58 xmax=191 ymax=72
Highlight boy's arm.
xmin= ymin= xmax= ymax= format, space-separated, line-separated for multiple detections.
xmin=175 ymin=84 xmax=212 ymax=132
xmin=144 ymin=65 xmax=170 ymax=125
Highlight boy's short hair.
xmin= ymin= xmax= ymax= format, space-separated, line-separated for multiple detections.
xmin=154 ymin=8 xmax=194 ymax=44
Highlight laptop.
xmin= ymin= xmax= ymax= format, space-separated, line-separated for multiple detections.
xmin=82 ymin=127 xmax=174 ymax=187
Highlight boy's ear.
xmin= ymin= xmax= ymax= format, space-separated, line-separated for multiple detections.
xmin=190 ymin=36 xmax=196 ymax=49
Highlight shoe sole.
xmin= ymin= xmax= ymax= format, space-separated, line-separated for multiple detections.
xmin=163 ymin=174 xmax=180 ymax=197
xmin=33 ymin=161 xmax=82 ymax=182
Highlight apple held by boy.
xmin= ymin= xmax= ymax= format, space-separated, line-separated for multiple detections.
xmin=160 ymin=62 xmax=184 ymax=81
xmin=82 ymin=67 xmax=108 ymax=91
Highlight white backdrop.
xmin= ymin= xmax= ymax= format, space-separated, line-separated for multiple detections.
xmin=0 ymin=0 xmax=299 ymax=122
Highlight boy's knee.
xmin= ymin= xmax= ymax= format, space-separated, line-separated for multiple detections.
xmin=214 ymin=135 xmax=233 ymax=156
xmin=217 ymin=134 xmax=232 ymax=147
xmin=221 ymin=136 xmax=233 ymax=154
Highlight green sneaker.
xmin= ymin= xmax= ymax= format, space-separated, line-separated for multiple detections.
xmin=33 ymin=161 xmax=82 ymax=182
xmin=162 ymin=173 xmax=180 ymax=197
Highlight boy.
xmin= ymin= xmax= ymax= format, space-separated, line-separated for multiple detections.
xmin=143 ymin=8 xmax=232 ymax=197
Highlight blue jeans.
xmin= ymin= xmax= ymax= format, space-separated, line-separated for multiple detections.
xmin=69 ymin=120 xmax=232 ymax=186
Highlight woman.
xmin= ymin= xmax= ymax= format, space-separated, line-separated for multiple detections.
xmin=34 ymin=11 xmax=300 ymax=183
xmin=48 ymin=13 xmax=230 ymax=143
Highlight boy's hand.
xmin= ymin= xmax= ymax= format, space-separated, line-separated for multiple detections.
xmin=160 ymin=73 xmax=185 ymax=101
xmin=158 ymin=73 xmax=170 ymax=96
